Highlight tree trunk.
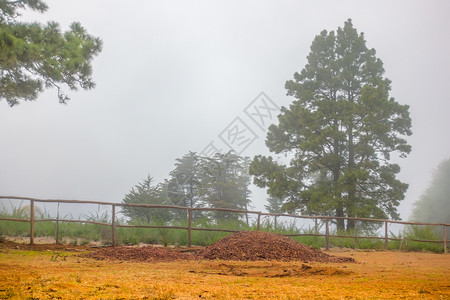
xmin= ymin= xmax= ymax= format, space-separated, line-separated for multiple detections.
xmin=346 ymin=90 xmax=357 ymax=232
xmin=347 ymin=219 xmax=355 ymax=231
xmin=332 ymin=115 xmax=345 ymax=231
xmin=332 ymin=154 xmax=345 ymax=230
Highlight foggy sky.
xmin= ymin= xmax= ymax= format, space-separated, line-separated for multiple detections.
xmin=1 ymin=0 xmax=449 ymax=220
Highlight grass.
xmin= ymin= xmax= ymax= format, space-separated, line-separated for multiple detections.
xmin=1 ymin=203 xmax=448 ymax=252
xmin=389 ymin=225 xmax=444 ymax=253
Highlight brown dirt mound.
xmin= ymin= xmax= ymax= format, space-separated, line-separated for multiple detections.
xmin=201 ymin=231 xmax=354 ymax=263
xmin=78 ymin=231 xmax=354 ymax=263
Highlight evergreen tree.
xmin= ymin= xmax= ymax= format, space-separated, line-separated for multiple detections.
xmin=0 ymin=0 xmax=102 ymax=106
xmin=199 ymin=151 xmax=251 ymax=223
xmin=167 ymin=151 xmax=253 ymax=224
xmin=265 ymin=196 xmax=284 ymax=214
xmin=167 ymin=151 xmax=203 ymax=221
xmin=265 ymin=196 xmax=284 ymax=229
xmin=250 ymin=19 xmax=412 ymax=230
xmin=121 ymin=175 xmax=170 ymax=224
xmin=167 ymin=151 xmax=202 ymax=208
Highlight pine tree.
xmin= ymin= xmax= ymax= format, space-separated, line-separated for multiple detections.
xmin=199 ymin=151 xmax=252 ymax=223
xmin=265 ymin=196 xmax=284 ymax=229
xmin=167 ymin=151 xmax=204 ymax=221
xmin=250 ymin=19 xmax=412 ymax=230
xmin=0 ymin=0 xmax=102 ymax=106
xmin=167 ymin=151 xmax=202 ymax=208
xmin=121 ymin=175 xmax=170 ymax=224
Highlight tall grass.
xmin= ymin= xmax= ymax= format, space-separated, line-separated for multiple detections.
xmin=389 ymin=225 xmax=444 ymax=253
xmin=1 ymin=203 xmax=447 ymax=252
xmin=115 ymin=218 xmax=248 ymax=246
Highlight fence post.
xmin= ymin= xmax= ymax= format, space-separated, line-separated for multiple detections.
xmin=30 ymin=199 xmax=35 ymax=245
xmin=354 ymin=220 xmax=358 ymax=250
xmin=111 ymin=204 xmax=116 ymax=247
xmin=325 ymin=218 xmax=329 ymax=251
xmin=444 ymin=225 xmax=447 ymax=254
xmin=384 ymin=221 xmax=389 ymax=250
xmin=188 ymin=208 xmax=192 ymax=247
xmin=257 ymin=212 xmax=261 ymax=231
xmin=55 ymin=202 xmax=60 ymax=244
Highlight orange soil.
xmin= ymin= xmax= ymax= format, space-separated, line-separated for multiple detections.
xmin=0 ymin=244 xmax=449 ymax=299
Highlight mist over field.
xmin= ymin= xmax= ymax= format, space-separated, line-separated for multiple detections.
xmin=1 ymin=0 xmax=449 ymax=222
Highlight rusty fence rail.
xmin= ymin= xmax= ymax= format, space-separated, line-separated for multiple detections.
xmin=0 ymin=196 xmax=448 ymax=253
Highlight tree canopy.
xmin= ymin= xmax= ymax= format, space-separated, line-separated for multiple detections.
xmin=168 ymin=151 xmax=252 ymax=223
xmin=411 ymin=158 xmax=450 ymax=224
xmin=167 ymin=151 xmax=202 ymax=209
xmin=121 ymin=175 xmax=170 ymax=224
xmin=122 ymin=151 xmax=252 ymax=225
xmin=250 ymin=19 xmax=412 ymax=230
xmin=0 ymin=0 xmax=102 ymax=106
xmin=198 ymin=151 xmax=252 ymax=222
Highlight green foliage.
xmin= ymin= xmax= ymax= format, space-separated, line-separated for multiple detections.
xmin=1 ymin=202 xmax=446 ymax=252
xmin=250 ymin=19 xmax=412 ymax=230
xmin=0 ymin=0 xmax=48 ymax=22
xmin=190 ymin=218 xmax=246 ymax=246
xmin=199 ymin=151 xmax=252 ymax=222
xmin=264 ymin=196 xmax=285 ymax=229
xmin=115 ymin=218 xmax=246 ymax=247
xmin=167 ymin=151 xmax=202 ymax=208
xmin=265 ymin=196 xmax=284 ymax=214
xmin=390 ymin=225 xmax=444 ymax=253
xmin=0 ymin=0 xmax=102 ymax=106
xmin=167 ymin=152 xmax=206 ymax=222
xmin=411 ymin=157 xmax=450 ymax=224
xmin=291 ymin=234 xmax=324 ymax=250
xmin=166 ymin=151 xmax=253 ymax=224
xmin=121 ymin=175 xmax=171 ymax=224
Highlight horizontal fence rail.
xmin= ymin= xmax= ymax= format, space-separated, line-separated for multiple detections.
xmin=0 ymin=196 xmax=448 ymax=253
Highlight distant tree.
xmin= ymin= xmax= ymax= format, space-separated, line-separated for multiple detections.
xmin=167 ymin=151 xmax=204 ymax=221
xmin=167 ymin=151 xmax=202 ymax=208
xmin=250 ymin=19 xmax=412 ymax=231
xmin=0 ymin=0 xmax=102 ymax=106
xmin=199 ymin=151 xmax=252 ymax=223
xmin=121 ymin=175 xmax=171 ymax=224
xmin=411 ymin=158 xmax=450 ymax=224
xmin=265 ymin=196 xmax=284 ymax=214
xmin=265 ymin=196 xmax=284 ymax=229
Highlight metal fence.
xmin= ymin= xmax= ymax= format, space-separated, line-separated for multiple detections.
xmin=0 ymin=196 xmax=448 ymax=253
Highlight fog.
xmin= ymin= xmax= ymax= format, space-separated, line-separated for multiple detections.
xmin=1 ymin=0 xmax=449 ymax=220
xmin=411 ymin=158 xmax=450 ymax=223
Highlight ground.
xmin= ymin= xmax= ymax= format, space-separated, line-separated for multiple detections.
xmin=0 ymin=233 xmax=449 ymax=299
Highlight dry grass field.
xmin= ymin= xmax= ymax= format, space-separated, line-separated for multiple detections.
xmin=0 ymin=241 xmax=449 ymax=299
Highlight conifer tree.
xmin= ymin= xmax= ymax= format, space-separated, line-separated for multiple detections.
xmin=250 ymin=20 xmax=412 ymax=230
xmin=199 ymin=151 xmax=251 ymax=223
xmin=0 ymin=0 xmax=102 ymax=106
xmin=121 ymin=175 xmax=170 ymax=224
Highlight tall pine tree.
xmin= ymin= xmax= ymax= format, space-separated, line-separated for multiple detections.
xmin=251 ymin=19 xmax=412 ymax=230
